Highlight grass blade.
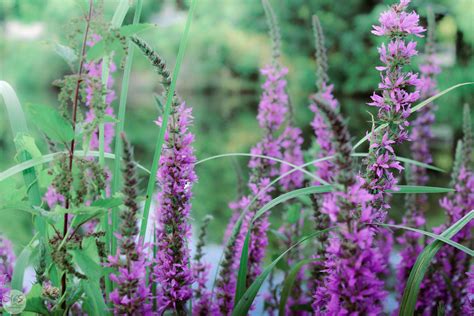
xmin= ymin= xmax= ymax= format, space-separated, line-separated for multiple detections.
xmin=278 ymin=258 xmax=317 ymax=316
xmin=351 ymin=153 xmax=445 ymax=173
xmin=234 ymin=186 xmax=333 ymax=306
xmin=410 ymin=82 xmax=474 ymax=113
xmin=11 ymin=234 xmax=38 ymax=290
xmin=389 ymin=185 xmax=454 ymax=194
xmin=377 ymin=223 xmax=473 ymax=256
xmin=232 ymin=230 xmax=330 ymax=316
xmin=399 ymin=210 xmax=474 ymax=315
xmin=139 ymin=0 xmax=198 ymax=241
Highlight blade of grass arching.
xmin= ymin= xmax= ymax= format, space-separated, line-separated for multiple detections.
xmin=195 ymin=152 xmax=329 ymax=184
xmin=410 ymin=82 xmax=473 ymax=113
xmin=352 ymin=123 xmax=388 ymax=151
xmin=399 ymin=210 xmax=474 ymax=315
xmin=377 ymin=223 xmax=473 ymax=256
xmin=234 ymin=185 xmax=333 ymax=306
xmin=351 ymin=153 xmax=445 ymax=173
xmin=0 ymin=150 xmax=150 ymax=182
xmin=278 ymin=258 xmax=317 ymax=316
xmin=232 ymin=230 xmax=330 ymax=316
xmin=389 ymin=185 xmax=454 ymax=194
xmin=211 ymin=156 xmax=333 ymax=292
xmin=0 ymin=81 xmax=45 ymax=237
xmin=139 ymin=0 xmax=198 ymax=241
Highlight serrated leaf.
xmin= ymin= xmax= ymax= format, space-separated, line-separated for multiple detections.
xmin=26 ymin=104 xmax=74 ymax=143
xmin=53 ymin=42 xmax=78 ymax=70
xmin=24 ymin=284 xmax=49 ymax=314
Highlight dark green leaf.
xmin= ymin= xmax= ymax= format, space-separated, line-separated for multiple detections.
xmin=389 ymin=185 xmax=454 ymax=194
xmin=26 ymin=104 xmax=74 ymax=143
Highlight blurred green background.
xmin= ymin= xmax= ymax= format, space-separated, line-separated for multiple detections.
xmin=0 ymin=0 xmax=473 ymax=246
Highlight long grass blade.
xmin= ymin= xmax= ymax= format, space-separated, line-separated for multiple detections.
xmin=278 ymin=258 xmax=317 ymax=316
xmin=232 ymin=230 xmax=330 ymax=316
xmin=410 ymin=82 xmax=474 ymax=113
xmin=139 ymin=0 xmax=198 ymax=241
xmin=399 ymin=210 xmax=474 ymax=315
xmin=389 ymin=185 xmax=454 ymax=194
xmin=377 ymin=223 xmax=473 ymax=256
xmin=234 ymin=186 xmax=333 ymax=306
xmin=351 ymin=153 xmax=445 ymax=173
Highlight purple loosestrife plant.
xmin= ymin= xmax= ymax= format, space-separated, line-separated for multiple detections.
xmin=0 ymin=236 xmax=15 ymax=281
xmin=416 ymin=106 xmax=474 ymax=314
xmin=396 ymin=9 xmax=440 ymax=298
xmin=311 ymin=95 xmax=387 ymax=315
xmin=130 ymin=36 xmax=197 ymax=314
xmin=106 ymin=134 xmax=151 ymax=315
xmin=153 ymin=101 xmax=197 ymax=314
xmin=366 ymin=0 xmax=424 ymax=216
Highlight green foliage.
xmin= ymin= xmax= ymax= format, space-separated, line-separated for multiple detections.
xmin=26 ymin=104 xmax=74 ymax=143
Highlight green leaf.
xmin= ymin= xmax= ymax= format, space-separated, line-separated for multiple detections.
xmin=81 ymin=279 xmax=108 ymax=316
xmin=399 ymin=210 xmax=474 ymax=315
xmin=26 ymin=104 xmax=74 ymax=143
xmin=279 ymin=258 xmax=318 ymax=316
xmin=232 ymin=230 xmax=329 ymax=316
xmin=286 ymin=204 xmax=301 ymax=224
xmin=119 ymin=23 xmax=156 ymax=36
xmin=0 ymin=81 xmax=42 ymax=215
xmin=53 ymin=43 xmax=78 ymax=70
xmin=410 ymin=82 xmax=474 ymax=113
xmin=389 ymin=185 xmax=454 ymax=194
xmin=91 ymin=197 xmax=123 ymax=208
xmin=24 ymin=284 xmax=49 ymax=314
xmin=234 ymin=185 xmax=333 ymax=306
xmin=11 ymin=237 xmax=36 ymax=290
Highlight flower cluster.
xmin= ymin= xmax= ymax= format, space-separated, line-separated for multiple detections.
xmin=154 ymin=102 xmax=197 ymax=313
xmin=366 ymin=0 xmax=424 ymax=217
xmin=311 ymin=96 xmax=387 ymax=314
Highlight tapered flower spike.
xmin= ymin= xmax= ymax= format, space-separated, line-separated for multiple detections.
xmin=106 ymin=133 xmax=151 ymax=315
xmin=397 ymin=7 xmax=440 ymax=297
xmin=308 ymin=13 xmax=337 ymax=301
xmin=311 ymin=95 xmax=387 ymax=314
xmin=365 ymin=0 xmax=424 ymax=218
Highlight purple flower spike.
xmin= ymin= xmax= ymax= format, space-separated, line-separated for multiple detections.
xmin=0 ymin=236 xmax=15 ymax=281
xmin=154 ymin=102 xmax=197 ymax=314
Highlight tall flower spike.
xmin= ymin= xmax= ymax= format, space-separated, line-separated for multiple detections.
xmin=192 ymin=215 xmax=217 ymax=316
xmin=308 ymin=13 xmax=337 ymax=298
xmin=311 ymin=95 xmax=387 ymax=314
xmin=262 ymin=0 xmax=281 ymax=63
xmin=397 ymin=7 xmax=440 ymax=297
xmin=107 ymin=133 xmax=151 ymax=315
xmin=135 ymin=37 xmax=197 ymax=314
xmin=365 ymin=0 xmax=424 ymax=218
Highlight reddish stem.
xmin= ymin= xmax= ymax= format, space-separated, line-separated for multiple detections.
xmin=61 ymin=0 xmax=94 ymax=305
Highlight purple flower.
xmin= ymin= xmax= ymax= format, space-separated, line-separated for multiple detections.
xmin=0 ymin=236 xmax=15 ymax=281
xmin=43 ymin=186 xmax=65 ymax=209
xmin=462 ymin=265 xmax=474 ymax=315
xmin=365 ymin=0 xmax=423 ymax=219
xmin=153 ymin=102 xmax=197 ymax=313
xmin=310 ymin=95 xmax=387 ymax=314
xmin=0 ymin=274 xmax=9 ymax=308
xmin=257 ymin=66 xmax=288 ymax=131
